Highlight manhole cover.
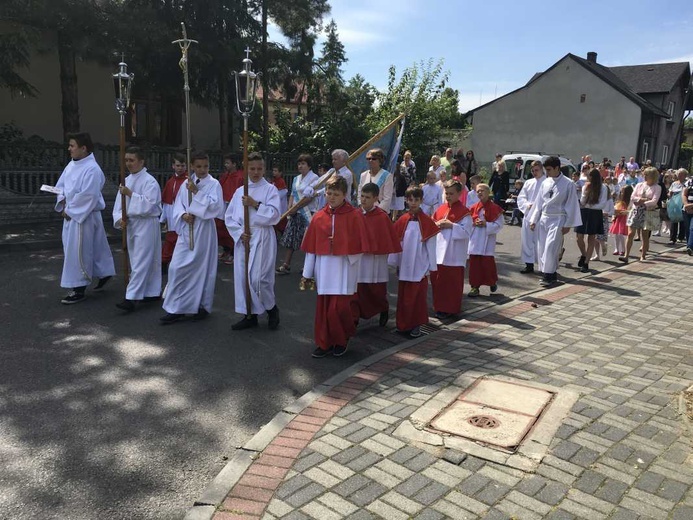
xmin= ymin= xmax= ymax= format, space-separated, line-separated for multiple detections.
xmin=429 ymin=377 xmax=555 ymax=451
xmin=468 ymin=415 xmax=500 ymax=429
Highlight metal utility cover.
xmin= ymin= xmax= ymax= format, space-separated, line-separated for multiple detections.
xmin=429 ymin=378 xmax=554 ymax=450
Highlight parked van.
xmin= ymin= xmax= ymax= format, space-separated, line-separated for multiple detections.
xmin=501 ymin=153 xmax=577 ymax=182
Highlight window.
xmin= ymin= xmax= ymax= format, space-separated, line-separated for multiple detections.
xmin=662 ymin=145 xmax=669 ymax=165
xmin=667 ymin=101 xmax=675 ymax=120
xmin=641 ymin=141 xmax=649 ymax=163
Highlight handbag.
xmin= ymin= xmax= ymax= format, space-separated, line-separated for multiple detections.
xmin=668 ymin=192 xmax=683 ymax=223
xmin=627 ymin=206 xmax=646 ymax=227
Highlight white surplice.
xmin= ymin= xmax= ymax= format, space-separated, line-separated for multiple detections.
xmin=55 ymin=153 xmax=115 ymax=288
xmin=113 ymin=167 xmax=162 ymax=300
xmin=466 ymin=189 xmax=480 ymax=209
xmin=468 ymin=210 xmax=503 ymax=256
xmin=303 ymin=253 xmax=362 ymax=295
xmin=529 ymin=174 xmax=582 ymax=274
xmin=226 ymin=178 xmax=281 ymax=315
xmin=388 ymin=222 xmax=437 ymax=281
xmin=422 ymin=183 xmax=442 ymax=216
xmin=436 ymin=214 xmax=473 ymax=266
xmin=163 ymin=174 xmax=225 ymax=314
xmin=517 ymin=174 xmax=545 ymax=264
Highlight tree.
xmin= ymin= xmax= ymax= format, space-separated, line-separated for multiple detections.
xmin=367 ymin=59 xmax=463 ymax=164
xmin=0 ymin=28 xmax=39 ymax=99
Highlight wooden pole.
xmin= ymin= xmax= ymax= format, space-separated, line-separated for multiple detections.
xmin=242 ymin=116 xmax=252 ymax=317
xmin=119 ymin=123 xmax=130 ymax=285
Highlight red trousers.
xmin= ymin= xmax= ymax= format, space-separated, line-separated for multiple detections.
xmin=162 ymin=231 xmax=178 ymax=264
xmin=396 ymin=278 xmax=429 ymax=331
xmin=469 ymin=255 xmax=498 ymax=287
xmin=215 ymin=218 xmax=234 ymax=250
xmin=431 ymin=265 xmax=464 ymax=314
xmin=315 ymin=294 xmax=359 ymax=350
xmin=356 ymin=282 xmax=388 ymax=320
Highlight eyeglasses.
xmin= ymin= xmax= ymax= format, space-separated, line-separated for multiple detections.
xmin=366 ymin=157 xmax=379 ymax=161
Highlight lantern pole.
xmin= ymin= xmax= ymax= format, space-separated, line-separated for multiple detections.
xmin=112 ymin=55 xmax=134 ymax=286
xmin=233 ymin=48 xmax=260 ymax=318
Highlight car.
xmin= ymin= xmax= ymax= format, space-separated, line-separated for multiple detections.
xmin=501 ymin=153 xmax=577 ymax=182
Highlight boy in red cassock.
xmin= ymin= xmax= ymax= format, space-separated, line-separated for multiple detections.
xmin=161 ymin=153 xmax=188 ymax=273
xmin=389 ymin=186 xmax=439 ymax=338
xmin=216 ymin=154 xmax=243 ymax=264
xmin=468 ymin=183 xmax=504 ymax=297
xmin=355 ymin=182 xmax=401 ymax=327
xmin=431 ymin=179 xmax=473 ymax=318
xmin=301 ymin=175 xmax=370 ymax=358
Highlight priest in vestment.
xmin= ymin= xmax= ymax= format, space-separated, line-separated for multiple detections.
xmin=55 ymin=132 xmax=115 ymax=304
xmin=161 ymin=154 xmax=188 ymax=271
xmin=301 ymin=175 xmax=369 ymax=358
xmin=389 ymin=186 xmax=439 ymax=338
xmin=527 ymin=156 xmax=582 ymax=287
xmin=468 ymin=184 xmax=504 ymax=297
xmin=225 ymin=152 xmax=282 ymax=330
xmin=355 ymin=183 xmax=401 ymax=327
xmin=161 ymin=152 xmax=225 ymax=323
xmin=112 ymin=147 xmax=162 ymax=311
xmin=431 ymin=180 xmax=473 ymax=318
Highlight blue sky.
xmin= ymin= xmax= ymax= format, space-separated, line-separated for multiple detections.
xmin=269 ymin=0 xmax=693 ymax=112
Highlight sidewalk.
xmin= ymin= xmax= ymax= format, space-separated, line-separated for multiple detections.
xmin=0 ymin=221 xmax=120 ymax=253
xmin=186 ymin=251 xmax=693 ymax=520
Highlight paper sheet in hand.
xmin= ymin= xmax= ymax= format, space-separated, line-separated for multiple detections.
xmin=40 ymin=184 xmax=63 ymax=195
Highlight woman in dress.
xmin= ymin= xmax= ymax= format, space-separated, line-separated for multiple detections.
xmin=619 ymin=167 xmax=662 ymax=264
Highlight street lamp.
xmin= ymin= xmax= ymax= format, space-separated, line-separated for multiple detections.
xmin=112 ymin=56 xmax=134 ymax=285
xmin=233 ymin=48 xmax=260 ymax=318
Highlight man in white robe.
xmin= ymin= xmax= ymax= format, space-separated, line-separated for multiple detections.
xmin=226 ymin=152 xmax=282 ymax=330
xmin=112 ymin=147 xmax=162 ymax=311
xmin=517 ymin=161 xmax=546 ymax=274
xmin=161 ymin=152 xmax=225 ymax=323
xmin=528 ymin=156 xmax=582 ymax=287
xmin=55 ymin=132 xmax=115 ymax=304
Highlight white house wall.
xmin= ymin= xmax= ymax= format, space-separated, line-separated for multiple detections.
xmin=471 ymin=56 xmax=642 ymax=164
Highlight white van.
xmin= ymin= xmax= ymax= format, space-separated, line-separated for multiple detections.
xmin=501 ymin=153 xmax=577 ymax=182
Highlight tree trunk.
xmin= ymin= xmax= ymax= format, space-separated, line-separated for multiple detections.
xmin=261 ymin=0 xmax=269 ymax=153
xmin=57 ymin=30 xmax=80 ymax=138
xmin=218 ymin=71 xmax=229 ymax=150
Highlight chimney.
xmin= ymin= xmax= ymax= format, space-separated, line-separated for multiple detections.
xmin=587 ymin=52 xmax=597 ymax=63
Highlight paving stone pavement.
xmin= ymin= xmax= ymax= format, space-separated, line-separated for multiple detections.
xmin=189 ymin=251 xmax=693 ymax=520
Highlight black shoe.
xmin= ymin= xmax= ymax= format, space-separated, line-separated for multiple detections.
xmin=231 ymin=314 xmax=258 ymax=330
xmin=435 ymin=311 xmax=451 ymax=320
xmin=61 ymin=290 xmax=86 ymax=305
xmin=115 ymin=299 xmax=135 ymax=312
xmin=490 ymin=284 xmax=498 ymax=293
xmin=577 ymin=256 xmax=586 ymax=267
xmin=312 ymin=346 xmax=333 ymax=358
xmin=580 ymin=263 xmax=589 ymax=273
xmin=688 ymin=248 xmax=693 ymax=256
xmin=618 ymin=256 xmax=629 ymax=264
xmin=160 ymin=313 xmax=183 ymax=325
xmin=93 ymin=276 xmax=112 ymax=291
xmin=410 ymin=326 xmax=422 ymax=338
xmin=267 ymin=305 xmax=280 ymax=330
xmin=143 ymin=295 xmax=161 ymax=302
xmin=379 ymin=310 xmax=389 ymax=327
xmin=520 ymin=264 xmax=534 ymax=274
xmin=539 ymin=276 xmax=557 ymax=287
xmin=634 ymin=237 xmax=640 ymax=242
xmin=333 ymin=345 xmax=348 ymax=357
xmin=192 ymin=308 xmax=209 ymax=321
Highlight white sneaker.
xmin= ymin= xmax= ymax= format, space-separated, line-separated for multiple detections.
xmin=653 ymin=231 xmax=661 ymax=236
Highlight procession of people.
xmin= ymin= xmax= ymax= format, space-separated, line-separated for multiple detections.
xmin=52 ymin=135 xmax=693 ymax=358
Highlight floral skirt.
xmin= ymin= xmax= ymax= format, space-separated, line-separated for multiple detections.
xmin=279 ymin=212 xmax=309 ymax=250
xmin=596 ymin=215 xmax=610 ymax=242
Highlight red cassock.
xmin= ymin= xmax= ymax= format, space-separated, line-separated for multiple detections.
xmin=216 ymin=170 xmax=244 ymax=249
xmin=161 ymin=173 xmax=188 ymax=264
xmin=356 ymin=207 xmax=402 ymax=320
xmin=393 ymin=211 xmax=439 ymax=331
xmin=431 ymin=201 xmax=471 ymax=314
xmin=302 ymin=203 xmax=370 ymax=350
xmin=468 ymin=200 xmax=503 ymax=287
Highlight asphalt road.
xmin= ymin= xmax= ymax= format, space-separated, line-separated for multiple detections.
xmin=0 ymin=221 xmax=680 ymax=519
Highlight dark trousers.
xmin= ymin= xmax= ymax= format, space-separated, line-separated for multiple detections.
xmin=670 ymin=220 xmax=687 ymax=242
